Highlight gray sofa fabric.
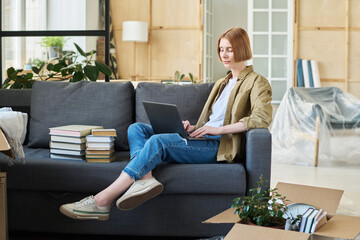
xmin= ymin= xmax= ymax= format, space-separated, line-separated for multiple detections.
xmin=0 ymin=82 xmax=271 ymax=238
xmin=135 ymin=82 xmax=214 ymax=125
xmin=27 ymin=81 xmax=134 ymax=150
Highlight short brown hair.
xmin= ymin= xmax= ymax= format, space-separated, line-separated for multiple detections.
xmin=217 ymin=28 xmax=252 ymax=62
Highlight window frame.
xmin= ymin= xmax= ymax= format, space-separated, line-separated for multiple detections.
xmin=0 ymin=0 xmax=110 ymax=84
xmin=248 ymin=0 xmax=294 ymax=104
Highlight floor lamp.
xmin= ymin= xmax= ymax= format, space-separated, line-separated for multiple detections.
xmin=122 ymin=21 xmax=148 ymax=81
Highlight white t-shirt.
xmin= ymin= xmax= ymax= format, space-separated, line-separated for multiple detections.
xmin=205 ymin=77 xmax=237 ymax=128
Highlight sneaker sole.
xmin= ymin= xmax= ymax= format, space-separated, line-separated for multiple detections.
xmin=59 ymin=205 xmax=109 ymax=221
xmin=117 ymin=183 xmax=163 ymax=210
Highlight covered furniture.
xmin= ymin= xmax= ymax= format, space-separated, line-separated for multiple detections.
xmin=0 ymin=81 xmax=272 ymax=238
xmin=272 ymin=87 xmax=360 ymax=166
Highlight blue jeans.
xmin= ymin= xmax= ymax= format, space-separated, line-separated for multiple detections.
xmin=123 ymin=123 xmax=220 ymax=180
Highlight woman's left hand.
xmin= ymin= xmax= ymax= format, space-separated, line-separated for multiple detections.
xmin=190 ymin=125 xmax=221 ymax=138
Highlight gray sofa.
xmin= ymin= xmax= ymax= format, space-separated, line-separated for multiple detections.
xmin=0 ymin=81 xmax=272 ymax=238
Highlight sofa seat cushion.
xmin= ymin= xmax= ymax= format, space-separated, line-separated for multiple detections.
xmin=27 ymin=81 xmax=134 ymax=150
xmin=0 ymin=146 xmax=246 ymax=196
xmin=135 ymin=82 xmax=214 ymax=125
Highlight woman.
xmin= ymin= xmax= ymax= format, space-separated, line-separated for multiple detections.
xmin=60 ymin=27 xmax=273 ymax=221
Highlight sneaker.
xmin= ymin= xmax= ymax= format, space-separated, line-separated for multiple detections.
xmin=59 ymin=195 xmax=110 ymax=221
xmin=116 ymin=177 xmax=163 ymax=210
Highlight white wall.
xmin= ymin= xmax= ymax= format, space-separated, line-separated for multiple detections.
xmin=212 ymin=0 xmax=248 ymax=80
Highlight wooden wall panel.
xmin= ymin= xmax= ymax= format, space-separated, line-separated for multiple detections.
xmin=299 ymin=0 xmax=345 ymax=27
xmin=294 ymin=0 xmax=360 ymax=99
xmin=152 ymin=0 xmax=200 ymax=27
xmin=350 ymin=0 xmax=360 ymax=28
xmin=110 ymin=0 xmax=149 ymax=25
xmin=349 ymin=31 xmax=360 ymax=80
xmin=110 ymin=0 xmax=202 ymax=82
xmin=151 ymin=30 xmax=200 ymax=80
xmin=298 ymin=31 xmax=345 ymax=80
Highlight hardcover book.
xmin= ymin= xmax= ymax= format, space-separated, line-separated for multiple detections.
xmin=50 ymin=135 xmax=86 ymax=144
xmin=86 ymin=155 xmax=116 ymax=163
xmin=85 ymin=135 xmax=115 ymax=143
xmin=49 ymin=125 xmax=103 ymax=137
xmin=50 ymin=142 xmax=86 ymax=151
xmin=92 ymin=128 xmax=117 ymax=137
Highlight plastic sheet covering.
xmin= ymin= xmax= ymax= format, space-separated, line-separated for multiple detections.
xmin=271 ymin=87 xmax=360 ymax=166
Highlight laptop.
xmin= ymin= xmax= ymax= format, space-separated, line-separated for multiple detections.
xmin=142 ymin=101 xmax=213 ymax=141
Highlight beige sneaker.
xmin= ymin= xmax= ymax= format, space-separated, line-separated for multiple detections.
xmin=59 ymin=196 xmax=110 ymax=221
xmin=116 ymin=178 xmax=163 ymax=210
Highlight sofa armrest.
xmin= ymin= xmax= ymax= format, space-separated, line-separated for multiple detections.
xmin=245 ymin=128 xmax=272 ymax=195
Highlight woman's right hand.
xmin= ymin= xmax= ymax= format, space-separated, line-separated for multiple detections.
xmin=182 ymin=120 xmax=195 ymax=133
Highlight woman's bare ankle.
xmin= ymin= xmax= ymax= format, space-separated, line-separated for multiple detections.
xmin=94 ymin=194 xmax=112 ymax=207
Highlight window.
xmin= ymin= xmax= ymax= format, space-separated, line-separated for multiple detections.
xmin=0 ymin=0 xmax=110 ymax=84
xmin=248 ymin=0 xmax=293 ymax=103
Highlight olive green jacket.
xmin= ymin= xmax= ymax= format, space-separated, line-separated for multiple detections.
xmin=195 ymin=65 xmax=273 ymax=162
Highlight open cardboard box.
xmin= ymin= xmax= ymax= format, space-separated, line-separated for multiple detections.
xmin=0 ymin=128 xmax=15 ymax=159
xmin=205 ymin=182 xmax=360 ymax=240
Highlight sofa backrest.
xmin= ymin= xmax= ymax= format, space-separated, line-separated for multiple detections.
xmin=0 ymin=89 xmax=32 ymax=144
xmin=0 ymin=81 xmax=214 ymax=150
xmin=27 ymin=81 xmax=135 ymax=151
xmin=135 ymin=82 xmax=214 ymax=125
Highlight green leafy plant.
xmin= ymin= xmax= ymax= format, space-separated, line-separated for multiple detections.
xmin=231 ymin=175 xmax=288 ymax=227
xmin=2 ymin=43 xmax=112 ymax=89
xmin=40 ymin=36 xmax=67 ymax=49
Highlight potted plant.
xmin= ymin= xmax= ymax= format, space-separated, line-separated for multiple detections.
xmin=40 ymin=36 xmax=67 ymax=58
xmin=2 ymin=43 xmax=112 ymax=89
xmin=231 ymin=175 xmax=288 ymax=228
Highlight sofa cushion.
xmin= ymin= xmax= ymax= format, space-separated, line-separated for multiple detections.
xmin=1 ymin=146 xmax=246 ymax=196
xmin=27 ymin=81 xmax=134 ymax=150
xmin=135 ymin=82 xmax=214 ymax=125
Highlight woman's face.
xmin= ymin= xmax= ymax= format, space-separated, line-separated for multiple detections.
xmin=219 ymin=38 xmax=234 ymax=69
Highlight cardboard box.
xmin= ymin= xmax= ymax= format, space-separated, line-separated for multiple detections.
xmin=205 ymin=182 xmax=360 ymax=240
xmin=0 ymin=128 xmax=15 ymax=159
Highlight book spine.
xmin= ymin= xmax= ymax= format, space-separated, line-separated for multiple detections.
xmin=297 ymin=59 xmax=304 ymax=87
xmin=307 ymin=60 xmax=314 ymax=87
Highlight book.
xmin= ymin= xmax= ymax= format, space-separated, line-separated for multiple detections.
xmin=86 ymin=155 xmax=116 ymax=163
xmin=86 ymin=146 xmax=113 ymax=151
xmin=85 ymin=135 xmax=115 ymax=143
xmin=299 ymin=207 xmax=316 ymax=232
xmin=86 ymin=154 xmax=114 ymax=158
xmin=50 ymin=135 xmax=86 ymax=144
xmin=86 ymin=149 xmax=115 ymax=155
xmin=50 ymin=141 xmax=86 ymax=151
xmin=92 ymin=128 xmax=117 ymax=137
xmin=310 ymin=209 xmax=327 ymax=233
xmin=302 ymin=59 xmax=310 ymax=88
xmin=307 ymin=60 xmax=314 ymax=87
xmin=50 ymin=148 xmax=85 ymax=156
xmin=86 ymin=142 xmax=114 ymax=148
xmin=297 ymin=59 xmax=304 ymax=87
xmin=311 ymin=60 xmax=321 ymax=87
xmin=49 ymin=125 xmax=103 ymax=137
xmin=50 ymin=154 xmax=85 ymax=161
xmin=304 ymin=209 xmax=319 ymax=233
xmin=0 ymin=128 xmax=15 ymax=159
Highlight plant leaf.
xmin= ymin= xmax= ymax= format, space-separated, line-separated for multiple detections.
xmin=72 ymin=71 xmax=84 ymax=82
xmin=74 ymin=43 xmax=86 ymax=57
xmin=6 ymin=67 xmax=16 ymax=79
xmin=32 ymin=66 xmax=40 ymax=74
xmin=47 ymin=63 xmax=54 ymax=71
xmin=84 ymin=65 xmax=99 ymax=81
xmin=95 ymin=60 xmax=112 ymax=76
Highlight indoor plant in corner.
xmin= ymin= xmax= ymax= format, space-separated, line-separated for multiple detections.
xmin=232 ymin=175 xmax=288 ymax=228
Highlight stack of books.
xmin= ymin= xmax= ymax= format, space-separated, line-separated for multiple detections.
xmin=85 ymin=129 xmax=117 ymax=163
xmin=299 ymin=208 xmax=328 ymax=233
xmin=49 ymin=125 xmax=103 ymax=161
